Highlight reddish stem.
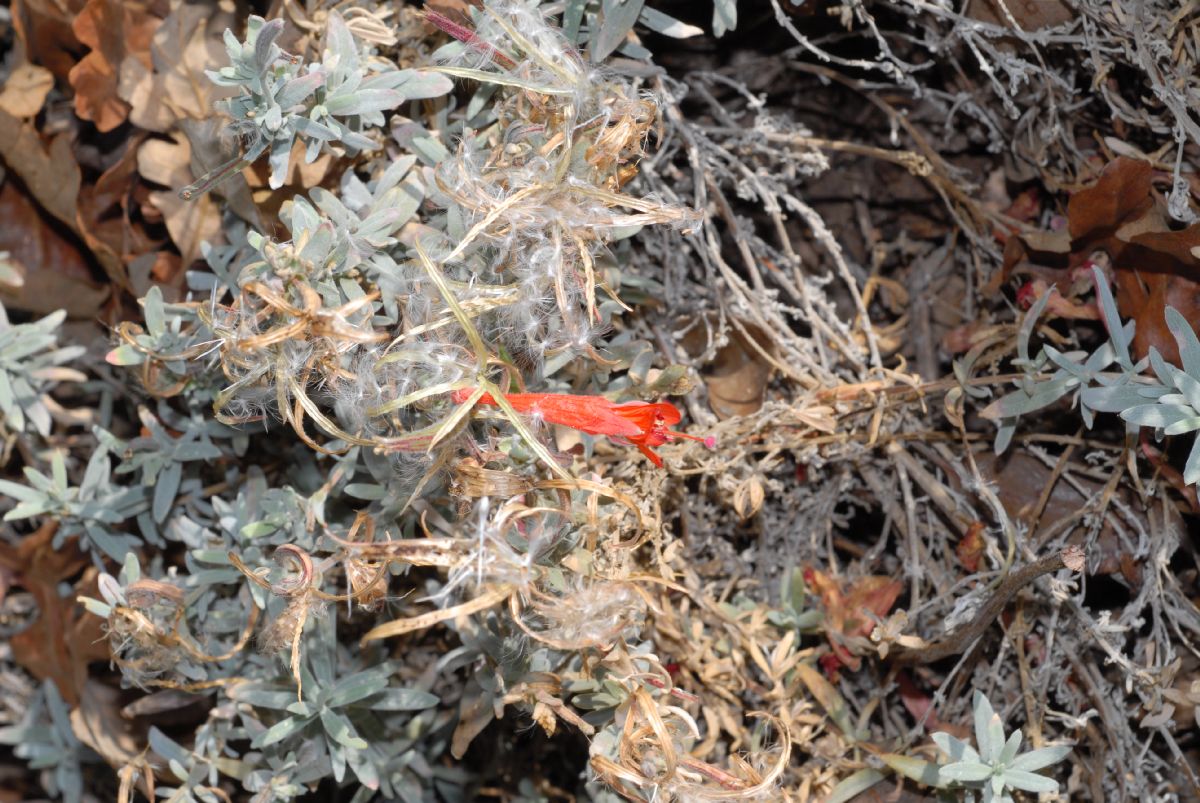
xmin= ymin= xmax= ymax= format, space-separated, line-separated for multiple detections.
xmin=423 ymin=9 xmax=517 ymax=69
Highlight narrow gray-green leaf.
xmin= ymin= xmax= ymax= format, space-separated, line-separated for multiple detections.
xmin=592 ymin=0 xmax=646 ymax=63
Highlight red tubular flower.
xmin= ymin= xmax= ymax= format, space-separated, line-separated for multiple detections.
xmin=451 ymin=389 xmax=715 ymax=467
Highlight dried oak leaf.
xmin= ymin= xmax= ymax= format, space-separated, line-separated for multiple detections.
xmin=804 ymin=567 xmax=901 ymax=674
xmin=0 ymin=62 xmax=55 ymax=118
xmin=75 ymin=134 xmax=158 ymax=295
xmin=955 ymin=521 xmax=986 ymax=573
xmin=0 ymin=108 xmax=81 ymax=229
xmin=0 ymin=180 xmax=110 ymax=318
xmin=971 ymin=450 xmax=1177 ymax=586
xmin=68 ymin=0 xmax=159 ymax=132
xmin=118 ymin=0 xmax=237 ymax=134
xmin=968 ymin=0 xmax=1073 ymax=29
xmin=1000 ymin=157 xmax=1200 ymax=363
xmin=69 ymin=679 xmax=144 ymax=773
xmin=680 ymin=317 xmax=774 ymax=419
xmin=10 ymin=0 xmax=85 ymax=83
xmin=138 ymin=131 xmax=222 ymax=270
xmin=0 ymin=522 xmax=110 ymax=705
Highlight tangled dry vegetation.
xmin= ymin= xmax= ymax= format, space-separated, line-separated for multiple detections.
xmin=2 ymin=1 xmax=1200 ymax=802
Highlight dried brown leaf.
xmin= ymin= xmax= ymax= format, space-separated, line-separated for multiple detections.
xmin=0 ymin=108 xmax=81 ymax=229
xmin=10 ymin=0 xmax=84 ymax=83
xmin=69 ymin=679 xmax=142 ymax=769
xmin=68 ymin=0 xmax=159 ymax=133
xmin=0 ymin=181 xmax=110 ymax=318
xmin=1003 ymin=157 xmax=1200 ymax=362
xmin=967 ymin=0 xmax=1074 ymax=30
xmin=118 ymin=0 xmax=236 ymax=134
xmin=0 ymin=63 xmax=54 ymax=118
xmin=138 ymin=132 xmax=222 ymax=269
xmin=0 ymin=523 xmax=110 ymax=705
xmin=682 ymin=318 xmax=773 ymax=420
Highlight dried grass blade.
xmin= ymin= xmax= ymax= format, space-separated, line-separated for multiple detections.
xmin=360 ymin=583 xmax=514 ymax=642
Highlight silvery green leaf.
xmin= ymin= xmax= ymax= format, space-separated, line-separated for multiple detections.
xmin=1017 ymin=285 xmax=1055 ymax=365
xmin=5 ymin=500 xmax=52 ymax=520
xmin=713 ymin=0 xmax=738 ymax=37
xmin=592 ymin=0 xmax=646 ymax=63
xmin=616 ymin=39 xmax=652 ymax=59
xmin=371 ymin=155 xmax=417 ymax=197
xmin=310 ymin=187 xmax=353 ymax=226
xmin=50 ymin=449 xmax=67 ymax=491
xmin=288 ymin=196 xmax=322 ymax=236
xmin=325 ymin=88 xmax=405 ymax=117
xmin=86 ymin=526 xmax=135 ymax=562
xmin=328 ymin=736 xmax=347 ymax=783
xmin=293 ymin=116 xmax=339 ymax=142
xmin=320 ymin=708 xmax=367 ymax=750
xmin=287 ymin=701 xmax=315 ymax=717
xmin=984 ymin=377 xmax=1074 ymax=419
xmin=5 ymin=333 xmax=58 ymax=362
xmin=253 ymin=18 xmax=286 ymax=72
xmin=144 ymin=286 xmax=166 ymax=337
xmin=1000 ymin=768 xmax=1059 ymax=793
xmin=932 ymin=731 xmax=978 ymax=763
xmin=939 ymin=760 xmax=993 ymax=783
xmin=1093 ymin=266 xmax=1133 ymax=371
xmin=120 ymin=551 xmax=140 ymax=583
xmin=345 ymin=748 xmax=379 ymax=791
xmin=1163 ymin=416 xmax=1200 ymax=436
xmin=827 ymin=768 xmax=887 ymax=802
xmin=409 ymin=135 xmax=450 ymax=165
xmin=1148 ymin=345 xmax=1177 ymax=389
xmin=18 ymin=465 xmax=50 ymax=492
xmin=322 ymin=669 xmax=391 ymax=709
xmin=1173 ymin=364 xmax=1200 ymax=410
xmin=57 ymin=760 xmax=82 ymax=803
xmin=1185 ymin=438 xmax=1200 ymax=485
xmin=998 ymin=729 xmax=1022 ymax=766
xmin=334 ymin=126 xmax=377 ymax=152
xmin=149 ymin=727 xmax=191 ymax=775
xmin=563 ymin=0 xmax=586 ymax=41
xmin=268 ymin=136 xmax=294 ymax=189
xmin=1120 ymin=403 xmax=1194 ymax=430
xmin=1166 ymin=306 xmax=1200 ymax=379
xmin=385 ymin=70 xmax=454 ymax=101
xmin=299 ymin=222 xmax=335 ymax=265
xmin=323 ymin=11 xmax=360 ymax=77
xmin=221 ymin=27 xmax=241 ymax=60
xmin=972 ymin=692 xmax=998 ymax=762
xmin=1080 ymin=402 xmax=1095 ymax=428
xmin=1082 ymin=339 xmax=1117 ymax=373
xmin=1080 ymin=384 xmax=1148 ymax=413
xmin=253 ymin=715 xmax=309 ymax=748
xmin=97 ymin=572 xmax=125 ymax=606
xmin=106 ymin=344 xmax=145 ymax=366
xmin=639 ymin=6 xmax=704 ymax=38
xmin=0 ymin=477 xmax=41 ymax=503
xmin=79 ymin=597 xmax=111 ymax=618
xmin=274 ymin=70 xmax=325 ymax=110
xmin=1009 ymin=743 xmax=1072 ymax=772
xmin=995 ymin=417 xmax=1016 ymax=455
xmin=153 ymin=460 xmax=182 ymax=523
xmin=1042 ymin=345 xmax=1089 ymax=378
xmin=369 ymin=688 xmax=440 ymax=711
xmin=172 ymin=441 xmax=222 ymax=461
xmin=881 ymin=753 xmax=943 ymax=786
xmin=386 ymin=176 xmax=424 ymax=230
xmin=0 ymin=371 xmax=15 ymax=413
